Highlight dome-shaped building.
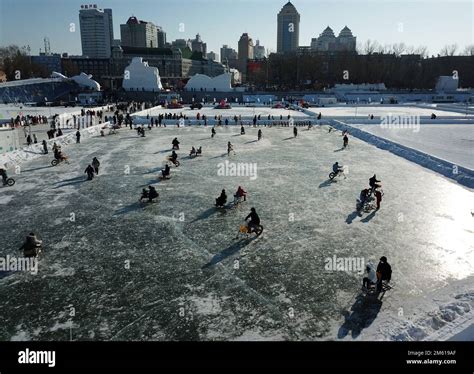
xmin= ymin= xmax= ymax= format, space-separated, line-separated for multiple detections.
xmin=311 ymin=26 xmax=356 ymax=52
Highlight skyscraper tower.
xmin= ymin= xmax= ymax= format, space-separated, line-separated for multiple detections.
xmin=277 ymin=1 xmax=300 ymax=53
xmin=238 ymin=33 xmax=254 ymax=81
xmin=79 ymin=5 xmax=114 ymax=58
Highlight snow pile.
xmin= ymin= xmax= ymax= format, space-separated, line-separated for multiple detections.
xmin=0 ymin=122 xmax=109 ymax=168
xmin=388 ymin=292 xmax=474 ymax=341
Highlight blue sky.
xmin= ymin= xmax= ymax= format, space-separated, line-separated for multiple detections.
xmin=0 ymin=0 xmax=472 ymax=56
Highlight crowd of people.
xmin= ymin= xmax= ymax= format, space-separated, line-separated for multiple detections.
xmin=8 ymin=100 xmax=394 ymax=297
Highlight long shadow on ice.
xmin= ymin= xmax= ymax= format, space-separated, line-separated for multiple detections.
xmin=360 ymin=211 xmax=377 ymax=223
xmin=202 ymin=240 xmax=251 ymax=269
xmin=190 ymin=207 xmax=218 ymax=223
xmin=22 ymin=165 xmax=53 ymax=173
xmin=346 ymin=210 xmax=360 ymax=224
xmin=333 ymin=147 xmax=345 ymax=152
xmin=114 ymin=201 xmax=145 ymax=216
xmin=319 ymin=179 xmax=334 ymax=189
xmin=54 ymin=176 xmax=87 ymax=188
xmin=337 ymin=294 xmax=382 ymax=339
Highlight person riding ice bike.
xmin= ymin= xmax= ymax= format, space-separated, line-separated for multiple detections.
xmin=245 ymin=207 xmax=261 ymax=234
xmin=329 ymin=162 xmax=344 ymax=179
xmin=168 ymin=150 xmax=180 ymax=166
xmin=19 ymin=232 xmax=42 ymax=258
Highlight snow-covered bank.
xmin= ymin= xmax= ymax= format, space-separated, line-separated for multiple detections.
xmin=0 ymin=122 xmax=109 ymax=169
xmin=329 ymin=119 xmax=474 ymax=189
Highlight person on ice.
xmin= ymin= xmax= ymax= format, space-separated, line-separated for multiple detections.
xmin=147 ymin=186 xmax=159 ymax=202
xmin=161 ymin=164 xmax=171 ymax=179
xmin=241 ymin=125 xmax=245 ymax=135
xmin=245 ymin=207 xmax=260 ymax=233
xmin=172 ymin=137 xmax=180 ymax=150
xmin=76 ymin=130 xmax=81 ymax=143
xmin=376 ymin=256 xmax=392 ymax=292
xmin=42 ymin=140 xmax=48 ymax=154
xmin=369 ymin=174 xmax=381 ymax=191
xmin=343 ymin=134 xmax=349 ymax=148
xmin=139 ymin=188 xmax=149 ymax=202
xmin=190 ymin=146 xmax=196 ymax=157
xmin=215 ymin=189 xmax=227 ymax=207
xmin=374 ymin=189 xmax=383 ymax=210
xmin=92 ymin=157 xmax=100 ymax=175
xmin=332 ymin=162 xmax=344 ymax=177
xmin=258 ymin=129 xmax=262 ymax=141
xmin=227 ymin=142 xmax=234 ymax=156
xmin=293 ymin=127 xmax=298 ymax=137
xmin=169 ymin=150 xmax=178 ymax=165
xmin=211 ymin=127 xmax=216 ymax=138
xmin=358 ymin=188 xmax=370 ymax=206
xmin=0 ymin=167 xmax=8 ymax=186
xmin=234 ymin=186 xmax=247 ymax=202
xmin=196 ymin=146 xmax=202 ymax=155
xmin=20 ymin=232 xmax=42 ymax=257
xmin=85 ymin=164 xmax=95 ymax=180
xmin=362 ymin=263 xmax=378 ymax=290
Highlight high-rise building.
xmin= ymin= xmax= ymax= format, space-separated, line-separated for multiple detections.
xmin=277 ymin=1 xmax=300 ymax=53
xmin=310 ymin=26 xmax=356 ymax=52
xmin=220 ymin=45 xmax=238 ymax=63
xmin=254 ymin=40 xmax=266 ymax=59
xmin=172 ymin=39 xmax=192 ymax=50
xmin=191 ymin=34 xmax=207 ymax=56
xmin=238 ymin=33 xmax=254 ymax=79
xmin=79 ymin=5 xmax=114 ymax=58
xmin=157 ymin=27 xmax=167 ymax=48
xmin=120 ymin=16 xmax=158 ymax=49
xmin=207 ymin=51 xmax=219 ymax=61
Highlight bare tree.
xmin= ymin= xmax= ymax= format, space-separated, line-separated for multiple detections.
xmin=363 ymin=39 xmax=379 ymax=55
xmin=440 ymin=44 xmax=458 ymax=56
xmin=462 ymin=44 xmax=474 ymax=56
xmin=414 ymin=46 xmax=429 ymax=58
xmin=392 ymin=43 xmax=406 ymax=56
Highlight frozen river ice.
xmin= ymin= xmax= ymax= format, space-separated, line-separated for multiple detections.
xmin=0 ymin=121 xmax=473 ymax=341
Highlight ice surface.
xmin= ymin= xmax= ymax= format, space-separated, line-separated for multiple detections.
xmin=307 ymin=105 xmax=463 ymax=117
xmin=356 ymin=124 xmax=474 ymax=169
xmin=0 ymin=117 xmax=472 ymax=341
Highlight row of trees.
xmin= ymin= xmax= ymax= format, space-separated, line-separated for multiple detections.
xmin=0 ymin=45 xmax=49 ymax=81
xmin=357 ymin=41 xmax=474 ymax=58
xmin=247 ymin=51 xmax=474 ymax=91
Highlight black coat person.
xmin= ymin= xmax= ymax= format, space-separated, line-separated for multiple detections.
xmin=376 ymin=257 xmax=392 ymax=282
xmin=92 ymin=157 xmax=100 ymax=174
xmin=76 ymin=131 xmax=81 ymax=143
xmin=42 ymin=140 xmax=48 ymax=154
xmin=85 ymin=165 xmax=95 ymax=180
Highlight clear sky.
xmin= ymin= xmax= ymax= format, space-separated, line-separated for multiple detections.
xmin=0 ymin=0 xmax=472 ymax=57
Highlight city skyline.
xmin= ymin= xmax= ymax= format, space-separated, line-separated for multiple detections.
xmin=0 ymin=0 xmax=472 ymax=57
